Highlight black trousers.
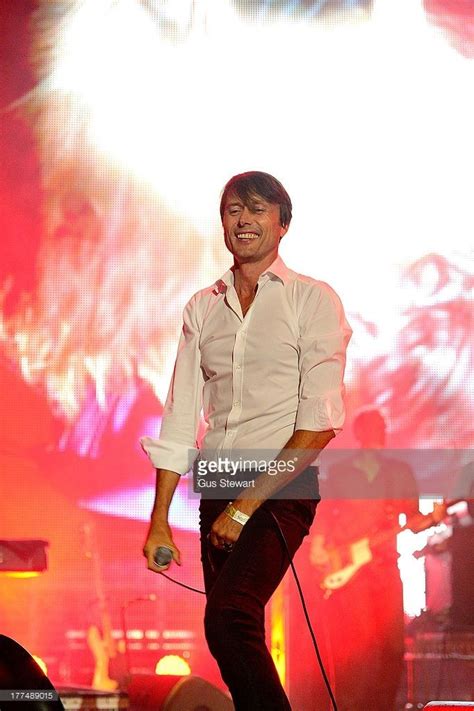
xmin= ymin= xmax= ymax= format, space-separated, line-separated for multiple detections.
xmin=199 ymin=468 xmax=319 ymax=711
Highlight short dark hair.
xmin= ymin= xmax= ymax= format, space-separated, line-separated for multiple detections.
xmin=220 ymin=171 xmax=292 ymax=228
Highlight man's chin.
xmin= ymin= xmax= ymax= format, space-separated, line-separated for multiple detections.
xmin=232 ymin=253 xmax=262 ymax=265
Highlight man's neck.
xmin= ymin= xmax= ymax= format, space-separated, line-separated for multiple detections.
xmin=354 ymin=449 xmax=384 ymax=482
xmin=233 ymin=252 xmax=278 ymax=294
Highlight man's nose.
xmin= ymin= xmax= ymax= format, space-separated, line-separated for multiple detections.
xmin=237 ymin=207 xmax=252 ymax=226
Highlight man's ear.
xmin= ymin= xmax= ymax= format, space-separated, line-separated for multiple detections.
xmin=280 ymin=224 xmax=289 ymax=240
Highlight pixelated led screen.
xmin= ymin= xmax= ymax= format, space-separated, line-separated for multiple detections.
xmin=0 ymin=0 xmax=473 ymax=689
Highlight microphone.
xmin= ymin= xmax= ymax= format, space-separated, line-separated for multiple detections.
xmin=153 ymin=546 xmax=173 ymax=567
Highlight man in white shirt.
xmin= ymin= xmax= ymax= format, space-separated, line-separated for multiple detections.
xmin=141 ymin=171 xmax=352 ymax=710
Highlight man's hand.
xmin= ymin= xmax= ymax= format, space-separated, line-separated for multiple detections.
xmin=431 ymin=501 xmax=449 ymax=524
xmin=409 ymin=500 xmax=450 ymax=533
xmin=143 ymin=521 xmax=181 ymax=573
xmin=209 ymin=510 xmax=244 ymax=550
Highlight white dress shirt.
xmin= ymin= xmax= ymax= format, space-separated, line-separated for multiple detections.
xmin=141 ymin=255 xmax=352 ymax=475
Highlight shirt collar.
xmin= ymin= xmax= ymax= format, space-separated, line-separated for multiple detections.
xmin=215 ymin=255 xmax=296 ymax=292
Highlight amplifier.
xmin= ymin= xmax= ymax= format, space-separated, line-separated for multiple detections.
xmin=411 ymin=632 xmax=474 ymax=659
xmin=57 ymin=687 xmax=129 ymax=710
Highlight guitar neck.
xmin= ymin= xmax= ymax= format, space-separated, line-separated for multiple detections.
xmin=369 ymin=497 xmax=462 ymax=551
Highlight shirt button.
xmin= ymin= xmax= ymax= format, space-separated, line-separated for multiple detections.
xmin=233 ymin=401 xmax=240 ymax=407
xmin=236 ymin=365 xmax=241 ymax=370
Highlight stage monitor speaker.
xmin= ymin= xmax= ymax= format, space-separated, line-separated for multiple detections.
xmin=0 ymin=634 xmax=65 ymax=709
xmin=0 ymin=540 xmax=48 ymax=572
xmin=163 ymin=676 xmax=234 ymax=711
xmin=127 ymin=674 xmax=234 ymax=711
xmin=424 ymin=704 xmax=474 ymax=709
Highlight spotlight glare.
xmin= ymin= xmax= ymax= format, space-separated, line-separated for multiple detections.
xmin=155 ymin=654 xmax=191 ymax=676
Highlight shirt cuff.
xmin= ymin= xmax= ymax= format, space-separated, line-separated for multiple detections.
xmin=139 ymin=436 xmax=199 ymax=476
xmin=295 ymin=395 xmax=345 ymax=433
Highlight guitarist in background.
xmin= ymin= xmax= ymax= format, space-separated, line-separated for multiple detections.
xmin=310 ymin=409 xmax=447 ymax=711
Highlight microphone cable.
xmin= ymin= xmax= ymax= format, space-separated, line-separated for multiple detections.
xmin=265 ymin=508 xmax=338 ymax=711
xmin=158 ymin=571 xmax=205 ymax=595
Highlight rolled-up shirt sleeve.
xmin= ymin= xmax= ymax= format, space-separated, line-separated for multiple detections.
xmin=140 ymin=295 xmax=204 ymax=475
xmin=295 ymin=282 xmax=352 ymax=433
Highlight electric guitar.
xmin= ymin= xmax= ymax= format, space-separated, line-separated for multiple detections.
xmin=311 ymin=499 xmax=461 ymax=595
xmin=82 ymin=522 xmax=118 ymax=692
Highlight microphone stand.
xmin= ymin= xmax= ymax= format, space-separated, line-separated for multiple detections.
xmin=120 ymin=595 xmax=157 ymax=677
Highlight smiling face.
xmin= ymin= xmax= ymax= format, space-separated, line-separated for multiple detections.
xmin=222 ymin=192 xmax=289 ymax=266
